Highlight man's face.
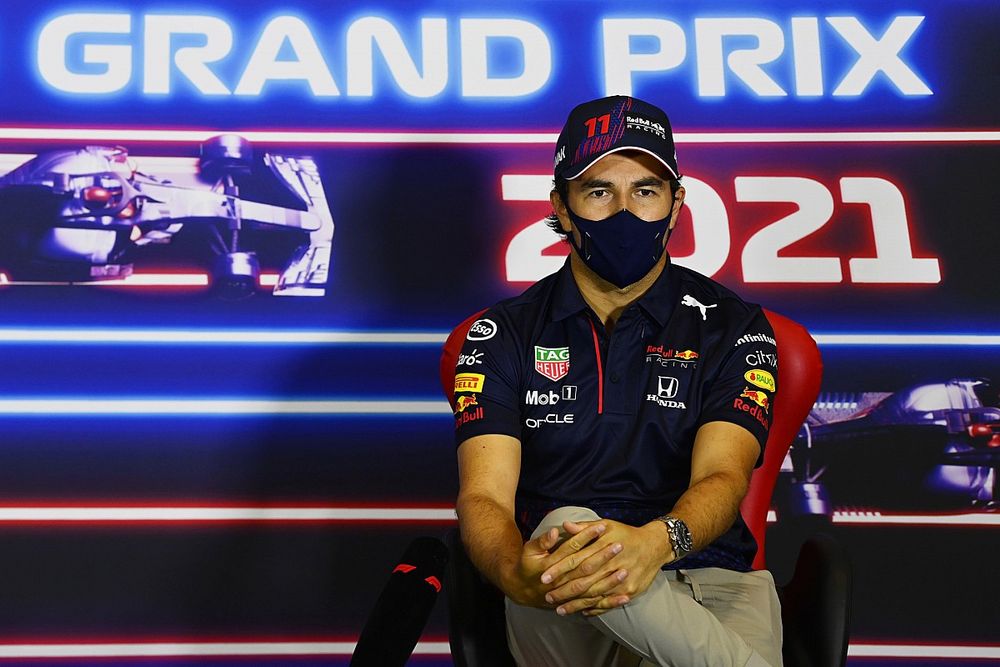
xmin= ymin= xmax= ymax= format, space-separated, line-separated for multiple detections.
xmin=551 ymin=150 xmax=685 ymax=241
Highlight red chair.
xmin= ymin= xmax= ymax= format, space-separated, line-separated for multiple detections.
xmin=441 ymin=309 xmax=851 ymax=667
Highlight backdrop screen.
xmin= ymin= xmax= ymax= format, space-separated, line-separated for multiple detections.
xmin=0 ymin=1 xmax=996 ymax=664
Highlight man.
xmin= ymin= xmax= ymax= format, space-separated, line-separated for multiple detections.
xmin=454 ymin=96 xmax=782 ymax=666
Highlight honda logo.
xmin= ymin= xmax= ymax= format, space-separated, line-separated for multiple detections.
xmin=657 ymin=376 xmax=679 ymax=399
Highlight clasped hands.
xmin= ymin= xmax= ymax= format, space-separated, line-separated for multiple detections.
xmin=506 ymin=519 xmax=670 ymax=617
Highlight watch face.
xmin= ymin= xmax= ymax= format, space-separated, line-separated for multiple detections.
xmin=667 ymin=518 xmax=693 ymax=554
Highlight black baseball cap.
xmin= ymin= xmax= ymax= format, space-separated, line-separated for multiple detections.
xmin=553 ymin=95 xmax=679 ymax=181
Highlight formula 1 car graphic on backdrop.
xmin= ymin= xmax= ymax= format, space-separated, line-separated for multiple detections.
xmin=780 ymin=378 xmax=999 ymax=515
xmin=0 ymin=135 xmax=332 ymax=296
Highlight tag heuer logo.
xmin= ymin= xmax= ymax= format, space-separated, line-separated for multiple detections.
xmin=534 ymin=346 xmax=570 ymax=381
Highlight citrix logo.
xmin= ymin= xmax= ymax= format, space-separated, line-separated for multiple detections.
xmin=745 ymin=349 xmax=778 ymax=368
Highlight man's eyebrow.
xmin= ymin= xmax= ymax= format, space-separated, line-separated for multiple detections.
xmin=579 ymin=178 xmax=614 ymax=189
xmin=633 ymin=176 xmax=665 ymax=188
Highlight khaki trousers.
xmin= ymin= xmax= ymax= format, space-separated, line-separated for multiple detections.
xmin=505 ymin=507 xmax=783 ymax=667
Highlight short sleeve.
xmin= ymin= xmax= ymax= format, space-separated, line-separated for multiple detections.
xmin=453 ymin=310 xmax=523 ymax=446
xmin=697 ymin=308 xmax=778 ymax=465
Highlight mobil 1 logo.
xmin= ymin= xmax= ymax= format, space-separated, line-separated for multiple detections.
xmin=525 ymin=385 xmax=577 ymax=405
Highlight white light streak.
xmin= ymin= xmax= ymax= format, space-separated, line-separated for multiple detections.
xmin=766 ymin=511 xmax=1000 ymax=527
xmin=0 ymin=128 xmax=997 ymax=144
xmin=0 ymin=641 xmax=450 ymax=658
xmin=832 ymin=512 xmax=1000 ymax=527
xmin=0 ymin=156 xmax=200 ymax=171
xmin=0 ymin=329 xmax=447 ymax=344
xmin=7 ymin=507 xmax=990 ymax=527
xmin=0 ymin=399 xmax=451 ymax=415
xmin=2 ymin=330 xmax=1000 ymax=347
xmin=813 ymin=334 xmax=1000 ymax=346
xmin=0 ymin=506 xmax=456 ymax=522
xmin=0 ymin=272 xmax=289 ymax=288
xmin=0 ymin=640 xmax=992 ymax=659
xmin=848 ymin=644 xmax=1000 ymax=659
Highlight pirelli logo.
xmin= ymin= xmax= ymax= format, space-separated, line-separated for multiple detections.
xmin=454 ymin=373 xmax=485 ymax=393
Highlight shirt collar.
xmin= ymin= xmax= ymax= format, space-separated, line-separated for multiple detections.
xmin=636 ymin=254 xmax=681 ymax=327
xmin=550 ymin=259 xmax=590 ymax=322
xmin=549 ymin=255 xmax=681 ymax=326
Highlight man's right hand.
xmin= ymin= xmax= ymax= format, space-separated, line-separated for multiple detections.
xmin=502 ymin=521 xmax=626 ymax=608
xmin=456 ymin=435 xmax=628 ymax=612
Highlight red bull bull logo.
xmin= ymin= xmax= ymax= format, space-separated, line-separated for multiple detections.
xmin=675 ymin=350 xmax=699 ymax=360
xmin=456 ymin=395 xmax=478 ymax=412
xmin=740 ymin=388 xmax=770 ymax=411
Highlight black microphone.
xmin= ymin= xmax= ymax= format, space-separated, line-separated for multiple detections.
xmin=351 ymin=536 xmax=449 ymax=666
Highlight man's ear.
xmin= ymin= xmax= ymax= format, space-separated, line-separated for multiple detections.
xmin=668 ymin=185 xmax=686 ymax=231
xmin=550 ymin=190 xmax=572 ymax=235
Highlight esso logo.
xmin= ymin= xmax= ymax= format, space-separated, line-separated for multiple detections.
xmin=467 ymin=318 xmax=497 ymax=341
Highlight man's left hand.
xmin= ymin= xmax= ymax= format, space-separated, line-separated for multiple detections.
xmin=540 ymin=519 xmax=672 ymax=616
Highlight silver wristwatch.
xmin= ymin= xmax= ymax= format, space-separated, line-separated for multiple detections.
xmin=656 ymin=515 xmax=694 ymax=560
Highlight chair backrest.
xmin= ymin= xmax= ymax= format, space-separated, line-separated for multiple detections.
xmin=744 ymin=309 xmax=823 ymax=568
xmin=440 ymin=308 xmax=822 ymax=570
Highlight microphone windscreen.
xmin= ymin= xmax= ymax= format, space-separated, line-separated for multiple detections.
xmin=350 ymin=536 xmax=449 ymax=667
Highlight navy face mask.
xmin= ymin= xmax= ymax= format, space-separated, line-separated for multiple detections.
xmin=565 ymin=202 xmax=673 ymax=288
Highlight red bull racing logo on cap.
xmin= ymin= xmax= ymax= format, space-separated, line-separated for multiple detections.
xmin=534 ymin=346 xmax=570 ymax=381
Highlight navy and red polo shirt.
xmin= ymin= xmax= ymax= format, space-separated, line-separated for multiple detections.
xmin=453 ymin=257 xmax=778 ymax=572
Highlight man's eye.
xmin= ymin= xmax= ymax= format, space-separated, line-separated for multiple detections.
xmin=636 ymin=189 xmax=656 ymax=197
xmin=589 ymin=189 xmax=608 ymax=198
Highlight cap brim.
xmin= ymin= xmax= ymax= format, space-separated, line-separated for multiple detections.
xmin=563 ymin=146 xmax=679 ymax=181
